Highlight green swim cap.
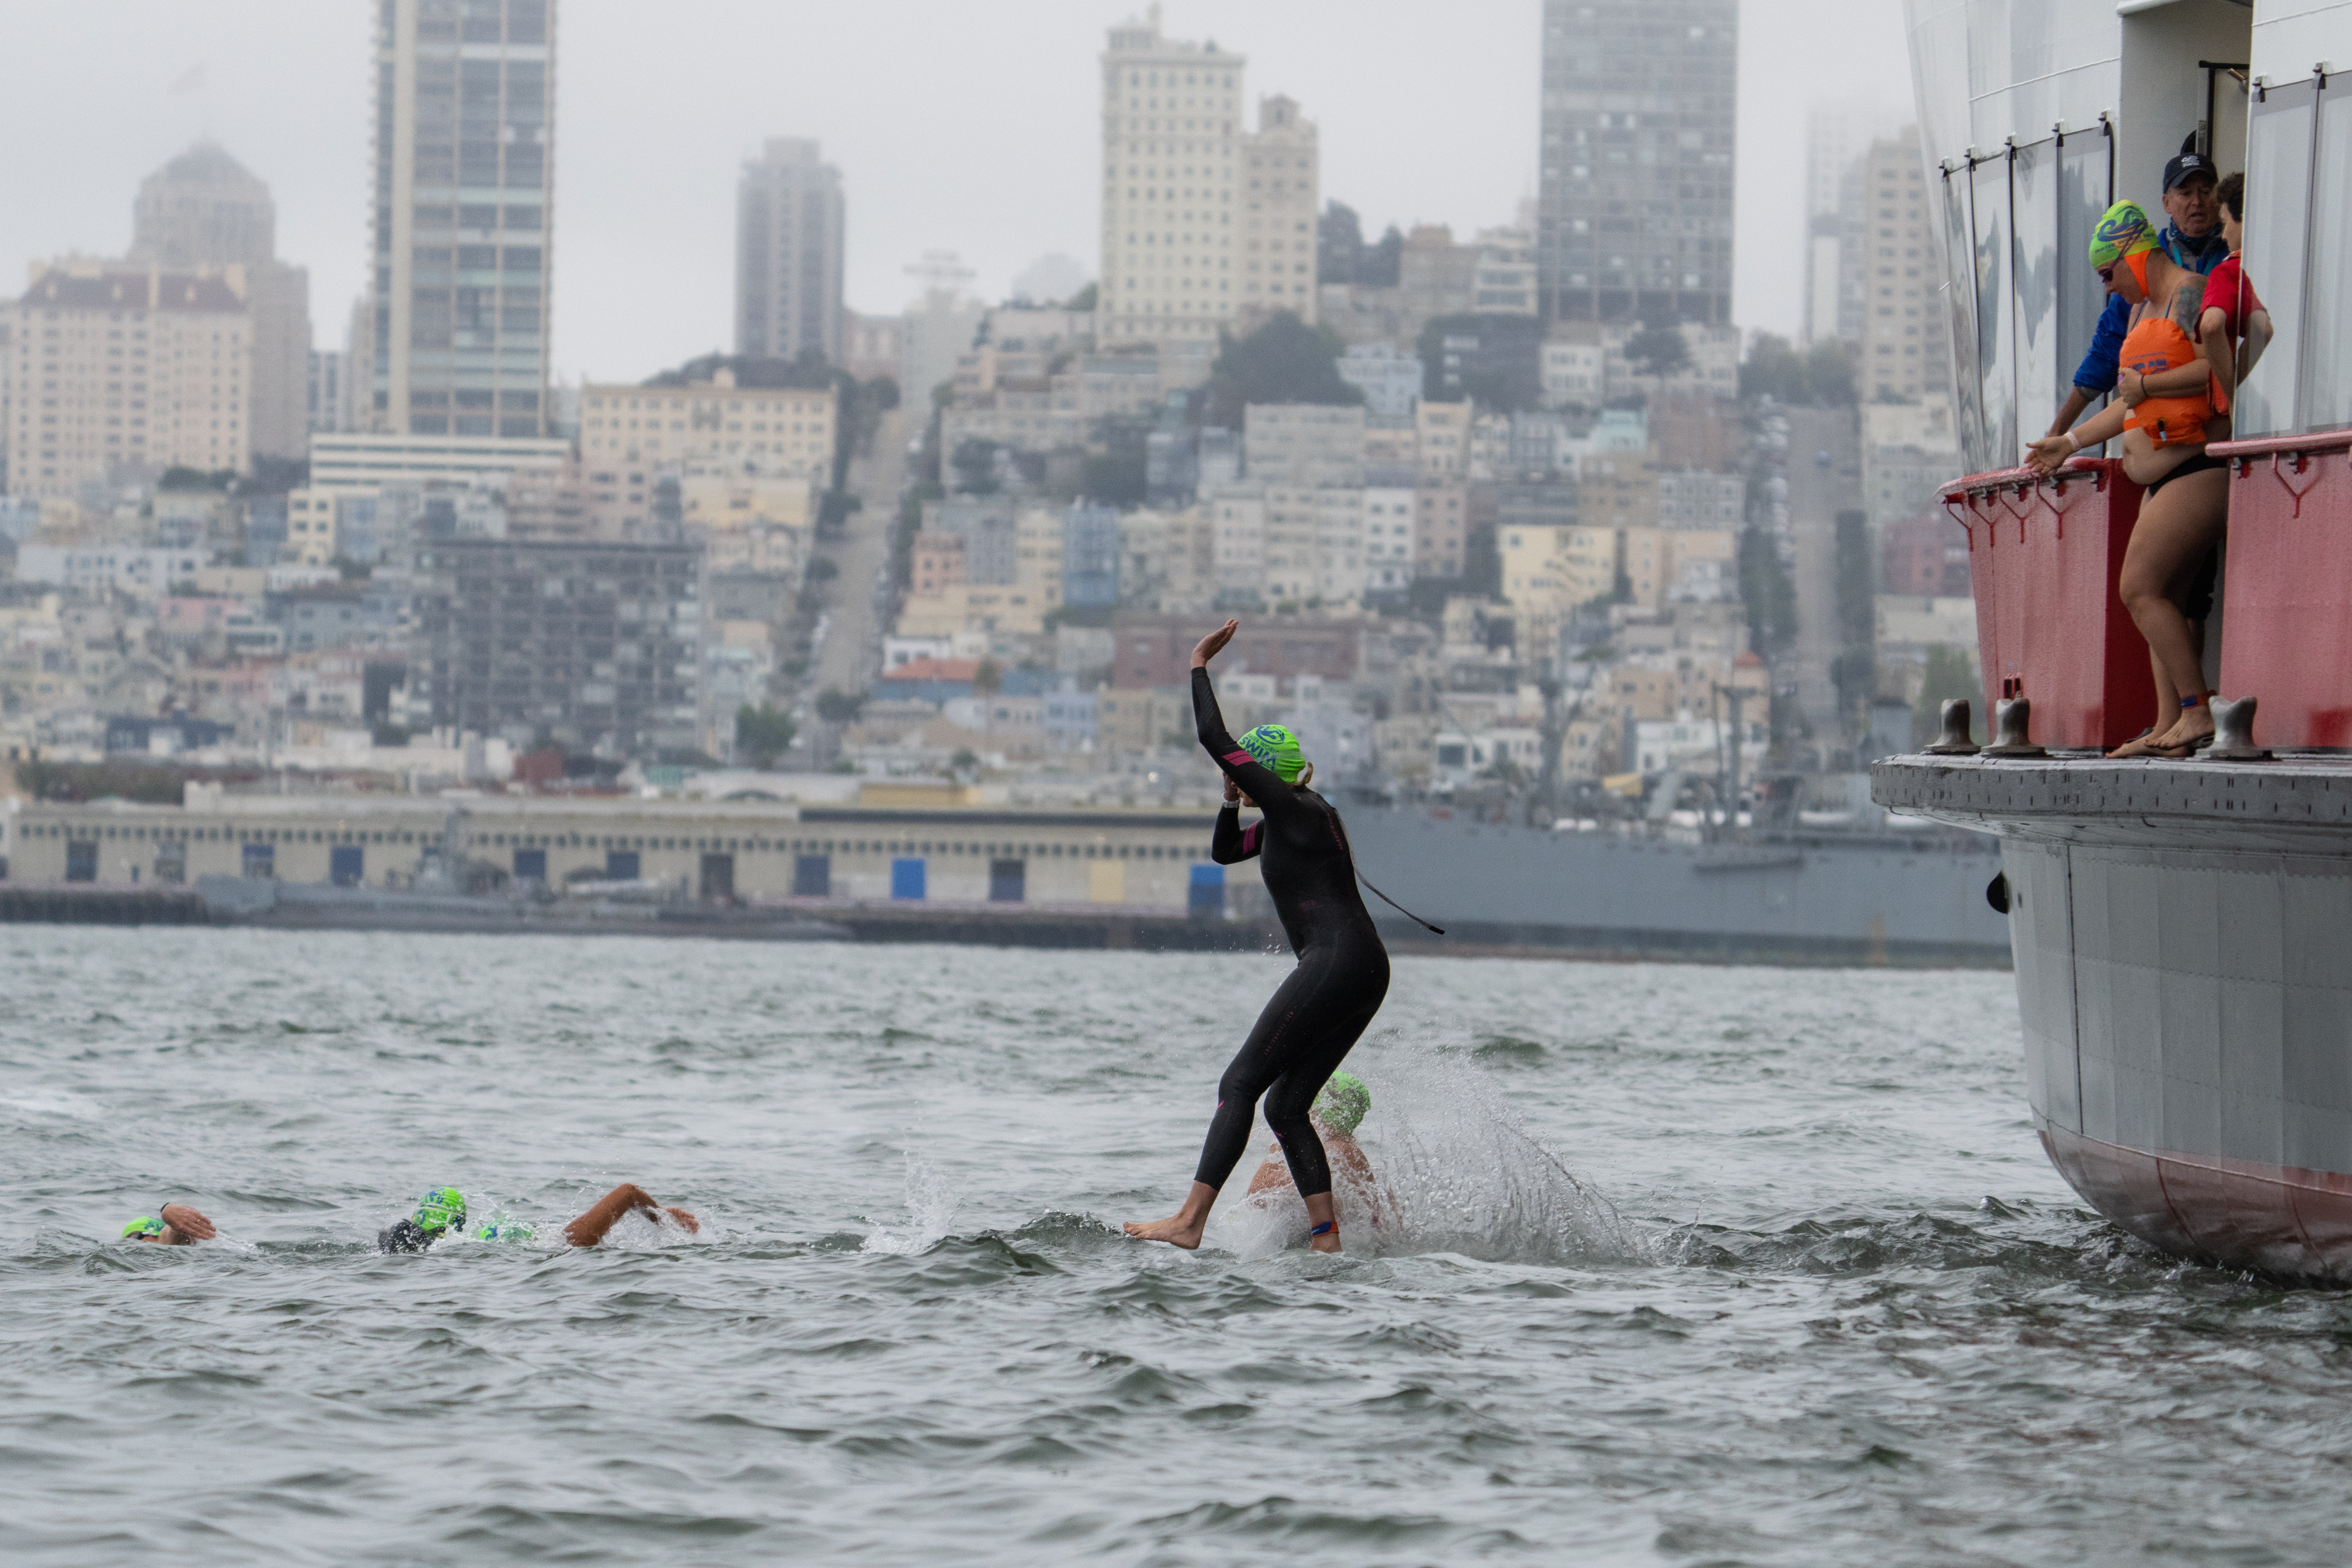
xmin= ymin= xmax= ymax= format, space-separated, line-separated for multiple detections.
xmin=1314 ymin=1071 xmax=1370 ymax=1135
xmin=2088 ymin=201 xmax=2158 ymax=268
xmin=473 ymin=1221 xmax=534 ymax=1242
xmin=122 ymin=1216 xmax=164 ymax=1239
xmin=1238 ymin=723 xmax=1308 ymax=783
xmin=413 ymin=1187 xmax=467 ymax=1235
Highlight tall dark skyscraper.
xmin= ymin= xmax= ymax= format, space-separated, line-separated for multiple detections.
xmin=368 ymin=0 xmax=555 ymax=437
xmin=1536 ymin=0 xmax=1737 ymax=325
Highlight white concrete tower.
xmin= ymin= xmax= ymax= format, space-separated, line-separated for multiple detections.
xmin=1097 ymin=10 xmax=1246 ymax=348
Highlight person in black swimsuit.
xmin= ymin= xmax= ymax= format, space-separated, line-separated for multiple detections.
xmin=1126 ymin=619 xmax=1391 ymax=1254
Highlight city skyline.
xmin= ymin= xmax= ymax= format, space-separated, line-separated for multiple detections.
xmin=0 ymin=1 xmax=1908 ymax=385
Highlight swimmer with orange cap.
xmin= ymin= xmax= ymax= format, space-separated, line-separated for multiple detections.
xmin=2026 ymin=200 xmax=2231 ymax=758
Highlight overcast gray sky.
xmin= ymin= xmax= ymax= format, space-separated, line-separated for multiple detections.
xmin=0 ymin=1 xmax=1910 ymax=385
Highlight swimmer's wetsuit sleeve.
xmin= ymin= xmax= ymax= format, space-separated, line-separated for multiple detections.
xmin=1212 ymin=804 xmax=1258 ymax=863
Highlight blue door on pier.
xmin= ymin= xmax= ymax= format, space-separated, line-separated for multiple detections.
xmin=891 ymin=857 xmax=926 ymax=900
xmin=1188 ymin=863 xmax=1225 ymax=917
xmin=330 ymin=846 xmax=364 ymax=887
xmin=988 ymin=858 xmax=1025 ymax=902
xmin=605 ymin=849 xmax=639 ymax=881
xmin=514 ymin=848 xmax=547 ymax=883
xmin=793 ymin=854 xmax=830 ymax=896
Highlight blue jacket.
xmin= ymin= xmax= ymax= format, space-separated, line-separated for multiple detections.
xmin=2070 ymin=224 xmax=2231 ymax=394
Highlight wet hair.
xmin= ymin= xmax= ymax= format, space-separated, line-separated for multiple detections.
xmin=2217 ymin=171 xmax=2244 ymax=223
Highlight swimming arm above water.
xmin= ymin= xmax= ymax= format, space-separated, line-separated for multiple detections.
xmin=562 ymin=1183 xmax=700 ymax=1247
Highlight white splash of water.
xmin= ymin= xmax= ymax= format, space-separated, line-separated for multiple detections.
xmin=1206 ymin=1033 xmax=1652 ymax=1266
xmin=861 ymin=1152 xmax=960 ymax=1254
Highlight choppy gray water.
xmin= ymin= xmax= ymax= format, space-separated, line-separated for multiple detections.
xmin=4 ymin=928 xmax=2348 ymax=1566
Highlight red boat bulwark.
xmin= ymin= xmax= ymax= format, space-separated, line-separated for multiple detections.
xmin=1939 ymin=458 xmax=2158 ymax=751
xmin=2213 ymin=430 xmax=2352 ymax=748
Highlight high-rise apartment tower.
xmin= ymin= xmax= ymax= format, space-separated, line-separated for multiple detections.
xmin=367 ymin=0 xmax=556 ymax=437
xmin=1535 ymin=0 xmax=1737 ymax=325
xmin=1856 ymin=128 xmax=1949 ymax=404
xmin=735 ymin=138 xmax=846 ymax=364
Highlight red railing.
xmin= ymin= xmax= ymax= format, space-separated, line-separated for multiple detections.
xmin=2212 ymin=429 xmax=2352 ymax=747
xmin=1939 ymin=457 xmax=2157 ymax=750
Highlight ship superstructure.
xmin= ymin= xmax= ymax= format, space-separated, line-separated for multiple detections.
xmin=1881 ymin=0 xmax=2352 ymax=1275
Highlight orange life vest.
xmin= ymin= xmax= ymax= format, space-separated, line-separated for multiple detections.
xmin=2119 ymin=315 xmax=2225 ymax=445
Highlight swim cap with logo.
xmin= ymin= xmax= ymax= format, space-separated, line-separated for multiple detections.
xmin=122 ymin=1216 xmax=165 ymax=1239
xmin=1314 ymin=1071 xmax=1370 ymax=1135
xmin=1238 ymin=723 xmax=1308 ymax=783
xmin=413 ymin=1187 xmax=467 ymax=1235
xmin=2088 ymin=201 xmax=2159 ymax=268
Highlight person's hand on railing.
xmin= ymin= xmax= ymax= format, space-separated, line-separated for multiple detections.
xmin=2023 ymin=434 xmax=2079 ymax=476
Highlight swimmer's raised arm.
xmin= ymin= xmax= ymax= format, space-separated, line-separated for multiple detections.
xmin=562 ymin=1183 xmax=700 ymax=1247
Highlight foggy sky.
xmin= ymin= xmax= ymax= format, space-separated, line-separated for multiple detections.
xmin=0 ymin=1 xmax=1911 ymax=385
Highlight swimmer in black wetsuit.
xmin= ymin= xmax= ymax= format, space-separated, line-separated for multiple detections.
xmin=1126 ymin=619 xmax=1391 ymax=1254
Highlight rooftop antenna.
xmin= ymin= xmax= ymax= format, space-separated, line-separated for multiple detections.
xmin=904 ymin=251 xmax=977 ymax=294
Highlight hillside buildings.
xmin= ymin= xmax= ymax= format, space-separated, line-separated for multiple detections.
xmin=735 ymin=137 xmax=846 ymax=364
xmin=365 ymin=0 xmax=556 ymax=438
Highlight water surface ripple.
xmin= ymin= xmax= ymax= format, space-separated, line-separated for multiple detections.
xmin=2 ymin=928 xmax=2343 ymax=1566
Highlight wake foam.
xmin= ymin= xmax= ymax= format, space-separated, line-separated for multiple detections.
xmin=1208 ymin=1034 xmax=1651 ymax=1266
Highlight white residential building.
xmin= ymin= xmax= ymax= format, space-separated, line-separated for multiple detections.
xmin=1336 ymin=342 xmax=1421 ymax=418
xmin=1362 ymin=486 xmax=1415 ymax=593
xmin=5 ymin=263 xmax=251 ymax=499
xmin=1540 ymin=338 xmax=1606 ymax=408
xmin=1096 ymin=13 xmax=1319 ymax=348
xmin=1210 ymin=485 xmax=1266 ymax=599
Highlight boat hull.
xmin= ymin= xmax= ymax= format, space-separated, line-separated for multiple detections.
xmin=1876 ymin=754 xmax=2352 ymax=1278
xmin=2038 ymin=1120 xmax=2352 ymax=1281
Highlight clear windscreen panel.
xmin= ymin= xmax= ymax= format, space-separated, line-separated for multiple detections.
xmin=1938 ymin=168 xmax=1975 ymax=470
xmin=1940 ymin=169 xmax=1984 ymax=471
xmin=2009 ymin=139 xmax=2061 ymax=447
xmin=1970 ymin=158 xmax=2017 ymax=471
xmin=2055 ymin=129 xmax=2112 ymax=450
xmin=2234 ymin=79 xmax=2313 ymax=439
xmin=2296 ymin=79 xmax=2352 ymax=434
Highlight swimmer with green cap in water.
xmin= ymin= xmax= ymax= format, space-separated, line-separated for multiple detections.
xmin=119 ymin=1203 xmax=216 ymax=1245
xmin=1245 ymin=1071 xmax=1387 ymax=1226
xmin=377 ymin=1182 xmax=701 ymax=1252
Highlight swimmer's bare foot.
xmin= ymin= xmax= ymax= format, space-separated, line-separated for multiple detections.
xmin=1124 ymin=1213 xmax=1206 ymax=1248
xmin=1125 ymin=1181 xmax=1215 ymax=1249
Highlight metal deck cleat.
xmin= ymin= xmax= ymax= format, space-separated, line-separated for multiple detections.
xmin=1982 ymin=698 xmax=2048 ymax=758
xmin=2205 ymin=696 xmax=2273 ymax=761
xmin=1922 ymin=698 xmax=1980 ymax=755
